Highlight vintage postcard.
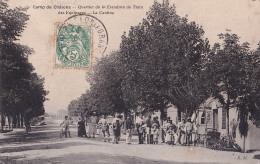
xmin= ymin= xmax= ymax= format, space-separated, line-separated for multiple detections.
xmin=0 ymin=0 xmax=260 ymax=163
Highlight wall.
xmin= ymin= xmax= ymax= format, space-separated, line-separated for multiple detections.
xmin=235 ymin=120 xmax=260 ymax=151
xmin=167 ymin=106 xmax=178 ymax=124
xmin=217 ymin=107 xmax=260 ymax=151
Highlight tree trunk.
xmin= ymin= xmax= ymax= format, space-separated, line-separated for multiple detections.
xmin=21 ymin=113 xmax=24 ymax=128
xmin=177 ymin=108 xmax=182 ymax=122
xmin=17 ymin=114 xmax=20 ymax=128
xmin=0 ymin=47 xmax=3 ymax=132
xmin=1 ymin=111 xmax=4 ymax=131
xmin=123 ymin=110 xmax=128 ymax=134
xmin=160 ymin=108 xmax=166 ymax=126
xmin=85 ymin=114 xmax=88 ymax=126
xmin=226 ymin=99 xmax=230 ymax=135
xmin=226 ymin=107 xmax=230 ymax=135
xmin=7 ymin=115 xmax=10 ymax=129
xmin=13 ymin=115 xmax=17 ymax=128
xmin=124 ymin=110 xmax=128 ymax=120
xmin=243 ymin=136 xmax=246 ymax=153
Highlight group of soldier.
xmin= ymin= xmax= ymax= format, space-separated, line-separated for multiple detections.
xmin=60 ymin=113 xmax=198 ymax=146
xmin=136 ymin=115 xmax=197 ymax=146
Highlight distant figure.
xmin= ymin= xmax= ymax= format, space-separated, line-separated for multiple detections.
xmin=165 ymin=123 xmax=175 ymax=146
xmin=60 ymin=116 xmax=71 ymax=138
xmin=145 ymin=115 xmax=152 ymax=134
xmin=24 ymin=115 xmax=31 ymax=134
xmin=184 ymin=117 xmax=197 ymax=146
xmin=151 ymin=117 xmax=160 ymax=128
xmin=77 ymin=116 xmax=87 ymax=137
xmin=98 ymin=115 xmax=110 ymax=142
xmin=125 ymin=116 xmax=133 ymax=144
xmin=89 ymin=112 xmax=98 ymax=138
xmin=112 ymin=114 xmax=123 ymax=141
xmin=152 ymin=123 xmax=160 ymax=144
xmin=136 ymin=114 xmax=144 ymax=144
xmin=112 ymin=119 xmax=121 ymax=144
xmin=177 ymin=118 xmax=185 ymax=145
xmin=161 ymin=118 xmax=167 ymax=143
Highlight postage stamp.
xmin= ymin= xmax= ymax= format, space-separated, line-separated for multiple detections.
xmin=55 ymin=14 xmax=108 ymax=70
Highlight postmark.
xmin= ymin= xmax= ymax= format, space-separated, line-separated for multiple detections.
xmin=55 ymin=14 xmax=108 ymax=70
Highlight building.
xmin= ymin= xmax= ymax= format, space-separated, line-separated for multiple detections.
xmin=196 ymin=97 xmax=260 ymax=152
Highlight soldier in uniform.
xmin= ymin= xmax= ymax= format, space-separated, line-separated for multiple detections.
xmin=89 ymin=112 xmax=98 ymax=138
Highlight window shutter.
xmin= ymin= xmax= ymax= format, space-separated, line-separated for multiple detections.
xmin=222 ymin=107 xmax=226 ymax=129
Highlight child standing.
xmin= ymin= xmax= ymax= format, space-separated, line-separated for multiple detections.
xmin=152 ymin=123 xmax=160 ymax=144
xmin=165 ymin=124 xmax=175 ymax=146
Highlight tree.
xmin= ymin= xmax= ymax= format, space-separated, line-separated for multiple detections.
xmin=23 ymin=73 xmax=48 ymax=118
xmin=235 ymin=42 xmax=260 ymax=152
xmin=0 ymin=0 xmax=48 ymax=130
xmin=209 ymin=31 xmax=254 ymax=135
xmin=119 ymin=1 xmax=209 ymax=122
xmin=86 ymin=51 xmax=127 ymax=116
xmin=68 ymin=91 xmax=93 ymax=118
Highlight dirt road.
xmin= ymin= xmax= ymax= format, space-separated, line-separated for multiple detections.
xmin=0 ymin=118 xmax=258 ymax=164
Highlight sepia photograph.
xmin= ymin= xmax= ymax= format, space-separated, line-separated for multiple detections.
xmin=0 ymin=0 xmax=260 ymax=163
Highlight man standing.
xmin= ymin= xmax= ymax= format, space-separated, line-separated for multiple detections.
xmin=89 ymin=112 xmax=98 ymax=138
xmin=98 ymin=115 xmax=109 ymax=142
xmin=135 ymin=114 xmax=144 ymax=144
xmin=112 ymin=120 xmax=121 ymax=144
xmin=60 ymin=116 xmax=71 ymax=138
xmin=162 ymin=117 xmax=170 ymax=143
xmin=125 ymin=116 xmax=133 ymax=144
xmin=145 ymin=115 xmax=152 ymax=135
xmin=184 ymin=117 xmax=196 ymax=146
xmin=177 ymin=118 xmax=185 ymax=145
xmin=112 ymin=114 xmax=123 ymax=141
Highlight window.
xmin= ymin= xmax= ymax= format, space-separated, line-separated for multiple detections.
xmin=200 ymin=111 xmax=205 ymax=124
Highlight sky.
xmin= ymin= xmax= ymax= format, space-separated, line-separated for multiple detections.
xmin=8 ymin=0 xmax=260 ymax=114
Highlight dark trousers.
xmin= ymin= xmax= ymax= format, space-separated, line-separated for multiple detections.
xmin=186 ymin=131 xmax=192 ymax=146
xmin=178 ymin=131 xmax=185 ymax=144
xmin=161 ymin=129 xmax=166 ymax=142
xmin=137 ymin=127 xmax=143 ymax=144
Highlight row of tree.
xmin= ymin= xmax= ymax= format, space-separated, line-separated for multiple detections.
xmin=0 ymin=0 xmax=48 ymax=131
xmin=68 ymin=1 xmax=260 ymax=138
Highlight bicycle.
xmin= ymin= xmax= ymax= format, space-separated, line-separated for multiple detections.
xmin=60 ymin=127 xmax=66 ymax=139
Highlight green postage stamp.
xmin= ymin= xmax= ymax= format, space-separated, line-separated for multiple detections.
xmin=55 ymin=14 xmax=108 ymax=70
xmin=55 ymin=24 xmax=92 ymax=69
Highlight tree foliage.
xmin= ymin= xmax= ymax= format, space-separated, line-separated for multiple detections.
xmin=69 ymin=2 xmax=260 ymax=137
xmin=209 ymin=31 xmax=260 ymax=136
xmin=119 ymin=1 xmax=210 ymax=118
xmin=86 ymin=51 xmax=126 ymax=115
xmin=0 ymin=0 xmax=48 ymax=129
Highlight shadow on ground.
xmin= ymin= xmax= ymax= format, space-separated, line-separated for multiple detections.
xmin=0 ymin=141 xmax=96 ymax=153
xmin=0 ymin=152 xmax=225 ymax=164
xmin=0 ymin=124 xmax=76 ymax=145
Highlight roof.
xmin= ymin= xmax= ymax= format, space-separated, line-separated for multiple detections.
xmin=200 ymin=97 xmax=222 ymax=109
